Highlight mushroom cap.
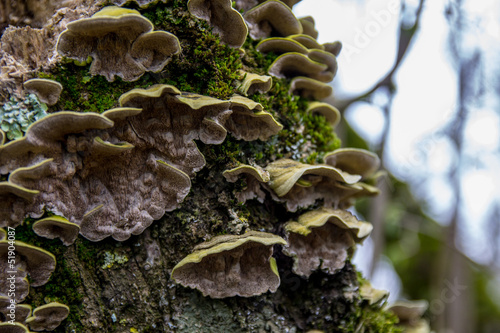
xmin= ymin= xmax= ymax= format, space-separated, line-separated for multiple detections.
xmin=306 ymin=102 xmax=341 ymax=127
xmin=323 ymin=41 xmax=342 ymax=57
xmin=188 ymin=0 xmax=248 ymax=48
xmin=226 ymin=95 xmax=283 ymax=141
xmin=359 ymin=282 xmax=389 ymax=305
xmin=307 ymin=49 xmax=338 ymax=82
xmin=256 ymin=37 xmax=309 ymax=55
xmin=223 ymin=164 xmax=270 ymax=183
xmin=130 ymin=30 xmax=181 ymax=72
xmin=0 ymin=241 xmax=56 ymax=287
xmin=244 ymin=0 xmax=302 ymax=39
xmin=289 ymin=34 xmax=323 ymax=50
xmin=32 ymin=215 xmax=80 ymax=246
xmin=171 ymin=231 xmax=286 ymax=298
xmin=268 ymin=52 xmax=327 ymax=80
xmin=289 ymin=76 xmax=333 ymax=99
xmin=266 ymin=159 xmax=361 ymax=197
xmin=23 ymin=79 xmax=63 ymax=106
xmin=237 ymin=72 xmax=273 ymax=96
xmin=388 ymin=300 xmax=429 ymax=322
xmin=299 ymin=16 xmax=318 ymax=39
xmin=0 ymin=296 xmax=32 ymax=323
xmin=26 ymin=302 xmax=70 ymax=331
xmin=324 ymin=148 xmax=381 ymax=179
xmin=0 ymin=181 xmax=39 ymax=201
xmin=0 ymin=322 xmax=30 ymax=333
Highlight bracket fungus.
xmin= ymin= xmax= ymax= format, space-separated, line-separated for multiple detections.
xmin=283 ymin=208 xmax=372 ymax=277
xmin=0 ymin=296 xmax=31 ymax=323
xmin=0 ymin=322 xmax=29 ymax=333
xmin=225 ymin=95 xmax=283 ymax=141
xmin=32 ymin=216 xmax=80 ymax=246
xmin=359 ymin=281 xmax=389 ymax=305
xmin=307 ymin=102 xmax=341 ymax=128
xmin=256 ymin=37 xmax=309 ymax=55
xmin=0 ymin=241 xmax=56 ymax=287
xmin=0 ymin=264 xmax=30 ymax=302
xmin=25 ymin=302 xmax=70 ymax=331
xmin=188 ymin=0 xmax=248 ymax=48
xmin=56 ymin=6 xmax=181 ymax=82
xmin=268 ymin=52 xmax=327 ymax=81
xmin=237 ymin=72 xmax=273 ymax=96
xmin=289 ymin=76 xmax=333 ymax=100
xmin=299 ymin=16 xmax=319 ymax=39
xmin=324 ymin=148 xmax=381 ymax=179
xmin=266 ymin=159 xmax=362 ymax=211
xmin=223 ymin=164 xmax=270 ymax=203
xmin=171 ymin=231 xmax=286 ymax=298
xmin=244 ymin=0 xmax=302 ymax=39
xmin=23 ymin=79 xmax=62 ymax=106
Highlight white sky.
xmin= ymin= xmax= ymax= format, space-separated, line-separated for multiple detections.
xmin=294 ymin=0 xmax=500 ymax=281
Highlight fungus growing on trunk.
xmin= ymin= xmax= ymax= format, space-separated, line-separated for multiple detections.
xmin=0 ymin=297 xmax=31 ymax=323
xmin=23 ymin=79 xmax=62 ymax=106
xmin=244 ymin=0 xmax=302 ymax=39
xmin=56 ymin=6 xmax=180 ymax=82
xmin=171 ymin=231 xmax=286 ymax=298
xmin=237 ymin=72 xmax=273 ymax=96
xmin=359 ymin=281 xmax=389 ymax=305
xmin=223 ymin=164 xmax=270 ymax=203
xmin=283 ymin=208 xmax=372 ymax=277
xmin=188 ymin=0 xmax=248 ymax=48
xmin=0 ymin=322 xmax=29 ymax=333
xmin=306 ymin=102 xmax=341 ymax=127
xmin=289 ymin=77 xmax=333 ymax=99
xmin=25 ymin=302 xmax=70 ymax=331
xmin=299 ymin=16 xmax=318 ymax=39
xmin=32 ymin=215 xmax=80 ymax=246
xmin=268 ymin=52 xmax=327 ymax=80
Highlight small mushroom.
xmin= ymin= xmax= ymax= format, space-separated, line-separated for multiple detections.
xmin=289 ymin=34 xmax=323 ymax=50
xmin=324 ymin=148 xmax=380 ymax=179
xmin=0 ymin=241 xmax=56 ymax=287
xmin=307 ymin=49 xmax=338 ymax=82
xmin=299 ymin=16 xmax=318 ymax=39
xmin=306 ymin=102 xmax=341 ymax=128
xmin=0 ymin=296 xmax=31 ymax=323
xmin=256 ymin=37 xmax=309 ymax=54
xmin=323 ymin=41 xmax=342 ymax=57
xmin=283 ymin=208 xmax=372 ymax=277
xmin=188 ymin=0 xmax=248 ymax=48
xmin=26 ymin=302 xmax=70 ymax=331
xmin=289 ymin=76 xmax=333 ymax=99
xmin=56 ymin=6 xmax=181 ymax=81
xmin=244 ymin=0 xmax=302 ymax=39
xmin=32 ymin=215 xmax=80 ymax=246
xmin=226 ymin=95 xmax=283 ymax=141
xmin=237 ymin=71 xmax=273 ymax=96
xmin=23 ymin=79 xmax=62 ymax=106
xmin=0 ymin=322 xmax=30 ymax=333
xmin=388 ymin=300 xmax=428 ymax=324
xmin=359 ymin=281 xmax=389 ymax=305
xmin=171 ymin=231 xmax=286 ymax=298
xmin=268 ymin=52 xmax=327 ymax=80
xmin=223 ymin=164 xmax=270 ymax=203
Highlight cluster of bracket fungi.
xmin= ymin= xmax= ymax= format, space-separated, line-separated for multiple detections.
xmin=0 ymin=0 xmax=386 ymax=330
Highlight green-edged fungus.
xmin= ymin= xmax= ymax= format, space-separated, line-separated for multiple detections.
xmin=0 ymin=322 xmax=29 ymax=333
xmin=256 ymin=37 xmax=309 ymax=55
xmin=26 ymin=302 xmax=69 ymax=331
xmin=323 ymin=41 xmax=342 ymax=57
xmin=299 ymin=16 xmax=318 ymax=39
xmin=266 ymin=159 xmax=362 ymax=211
xmin=56 ymin=6 xmax=180 ymax=82
xmin=118 ymin=85 xmax=232 ymax=175
xmin=237 ymin=71 xmax=273 ymax=96
xmin=0 ymin=130 xmax=4 ymax=145
xmin=244 ymin=0 xmax=302 ymax=39
xmin=289 ymin=34 xmax=323 ymax=50
xmin=359 ymin=281 xmax=389 ymax=305
xmin=171 ymin=231 xmax=286 ymax=298
xmin=223 ymin=164 xmax=270 ymax=203
xmin=32 ymin=216 xmax=80 ymax=246
xmin=268 ymin=52 xmax=327 ymax=80
xmin=388 ymin=300 xmax=428 ymax=324
xmin=307 ymin=49 xmax=338 ymax=83
xmin=188 ymin=0 xmax=248 ymax=48
xmin=324 ymin=148 xmax=380 ymax=179
xmin=289 ymin=76 xmax=333 ymax=100
xmin=283 ymin=208 xmax=372 ymax=277
xmin=0 ymin=228 xmax=4 ymax=240
xmin=0 ymin=296 xmax=31 ymax=323
xmin=0 ymin=241 xmax=56 ymax=287
xmin=23 ymin=79 xmax=63 ymax=106
xmin=225 ymin=95 xmax=283 ymax=141
xmin=306 ymin=102 xmax=341 ymax=128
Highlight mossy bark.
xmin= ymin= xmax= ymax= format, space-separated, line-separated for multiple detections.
xmin=3 ymin=1 xmax=401 ymax=332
